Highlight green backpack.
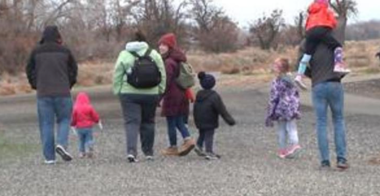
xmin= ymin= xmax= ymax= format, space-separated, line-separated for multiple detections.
xmin=175 ymin=62 xmax=195 ymax=90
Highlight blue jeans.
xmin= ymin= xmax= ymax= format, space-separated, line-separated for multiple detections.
xmin=76 ymin=128 xmax=94 ymax=153
xmin=166 ymin=115 xmax=190 ymax=147
xmin=276 ymin=120 xmax=299 ymax=150
xmin=312 ymin=82 xmax=347 ymax=163
xmin=37 ymin=97 xmax=72 ymax=161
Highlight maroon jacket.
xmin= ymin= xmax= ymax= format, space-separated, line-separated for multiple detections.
xmin=161 ymin=48 xmax=189 ymax=117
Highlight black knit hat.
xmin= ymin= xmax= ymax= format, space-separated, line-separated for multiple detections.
xmin=198 ymin=72 xmax=216 ymax=90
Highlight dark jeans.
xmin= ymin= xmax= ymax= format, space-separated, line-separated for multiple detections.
xmin=37 ymin=96 xmax=72 ymax=161
xmin=305 ymin=27 xmax=342 ymax=55
xmin=119 ymin=94 xmax=159 ymax=157
xmin=166 ymin=115 xmax=191 ymax=147
xmin=196 ymin=129 xmax=215 ymax=153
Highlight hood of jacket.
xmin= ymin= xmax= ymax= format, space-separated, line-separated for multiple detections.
xmin=125 ymin=41 xmax=149 ymax=53
xmin=164 ymin=47 xmax=187 ymax=63
xmin=74 ymin=92 xmax=91 ymax=108
xmin=308 ymin=2 xmax=328 ymax=14
xmin=40 ymin=26 xmax=62 ymax=44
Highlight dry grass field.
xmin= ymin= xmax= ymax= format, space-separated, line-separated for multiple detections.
xmin=1 ymin=40 xmax=379 ymax=96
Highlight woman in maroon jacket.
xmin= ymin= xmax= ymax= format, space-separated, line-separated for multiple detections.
xmin=158 ymin=33 xmax=195 ymax=156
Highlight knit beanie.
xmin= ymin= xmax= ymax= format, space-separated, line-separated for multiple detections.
xmin=198 ymin=72 xmax=216 ymax=90
xmin=158 ymin=33 xmax=177 ymax=49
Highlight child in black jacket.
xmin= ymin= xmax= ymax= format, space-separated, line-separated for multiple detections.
xmin=193 ymin=72 xmax=236 ymax=160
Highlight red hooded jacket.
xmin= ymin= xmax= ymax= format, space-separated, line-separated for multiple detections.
xmin=71 ymin=92 xmax=100 ymax=128
xmin=305 ymin=2 xmax=337 ymax=31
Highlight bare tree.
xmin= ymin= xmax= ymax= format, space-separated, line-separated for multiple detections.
xmin=190 ymin=0 xmax=223 ymax=33
xmin=295 ymin=11 xmax=306 ymax=39
xmin=111 ymin=0 xmax=140 ymax=41
xmin=190 ymin=0 xmax=239 ymax=53
xmin=249 ymin=9 xmax=285 ymax=50
xmin=329 ymin=0 xmax=358 ymax=43
xmin=132 ymin=0 xmax=189 ymax=45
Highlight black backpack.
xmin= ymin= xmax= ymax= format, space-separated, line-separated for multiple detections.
xmin=125 ymin=48 xmax=161 ymax=89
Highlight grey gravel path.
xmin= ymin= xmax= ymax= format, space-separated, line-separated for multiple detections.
xmin=1 ymin=84 xmax=380 ymax=196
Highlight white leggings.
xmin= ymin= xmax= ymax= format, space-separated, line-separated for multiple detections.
xmin=277 ymin=120 xmax=299 ymax=149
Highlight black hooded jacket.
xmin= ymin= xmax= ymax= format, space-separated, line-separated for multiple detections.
xmin=193 ymin=89 xmax=236 ymax=130
xmin=26 ymin=26 xmax=78 ymax=97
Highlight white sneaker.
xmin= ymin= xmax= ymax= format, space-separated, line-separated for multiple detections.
xmin=334 ymin=63 xmax=351 ymax=74
xmin=44 ymin=160 xmax=56 ymax=165
xmin=145 ymin=156 xmax=154 ymax=161
xmin=285 ymin=145 xmax=302 ymax=159
xmin=294 ymin=75 xmax=308 ymax=90
xmin=127 ymin=154 xmax=138 ymax=163
xmin=55 ymin=145 xmax=73 ymax=162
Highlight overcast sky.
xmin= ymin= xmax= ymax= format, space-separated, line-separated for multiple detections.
xmin=214 ymin=0 xmax=379 ymax=27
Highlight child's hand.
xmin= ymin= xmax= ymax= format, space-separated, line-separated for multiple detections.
xmin=265 ymin=118 xmax=274 ymax=127
xmin=98 ymin=121 xmax=103 ymax=130
xmin=71 ymin=127 xmax=77 ymax=135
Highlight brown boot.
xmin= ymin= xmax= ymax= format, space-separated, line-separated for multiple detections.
xmin=161 ymin=147 xmax=179 ymax=156
xmin=178 ymin=138 xmax=195 ymax=156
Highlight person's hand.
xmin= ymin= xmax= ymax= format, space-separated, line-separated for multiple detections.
xmin=98 ymin=121 xmax=103 ymax=130
xmin=265 ymin=118 xmax=274 ymax=127
xmin=71 ymin=127 xmax=77 ymax=135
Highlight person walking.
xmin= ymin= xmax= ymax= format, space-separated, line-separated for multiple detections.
xmin=158 ymin=33 xmax=196 ymax=156
xmin=26 ymin=25 xmax=78 ymax=164
xmin=113 ymin=30 xmax=166 ymax=163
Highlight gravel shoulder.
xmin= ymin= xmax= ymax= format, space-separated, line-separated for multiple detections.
xmin=1 ymin=83 xmax=380 ymax=196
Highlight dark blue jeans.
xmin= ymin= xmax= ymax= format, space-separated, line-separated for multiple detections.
xmin=166 ymin=115 xmax=191 ymax=147
xmin=37 ymin=96 xmax=72 ymax=161
xmin=312 ymin=82 xmax=347 ymax=163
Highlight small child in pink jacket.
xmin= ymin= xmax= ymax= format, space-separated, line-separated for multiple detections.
xmin=71 ymin=92 xmax=101 ymax=158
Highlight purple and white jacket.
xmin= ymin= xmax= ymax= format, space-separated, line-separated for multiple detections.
xmin=266 ymin=75 xmax=301 ymax=126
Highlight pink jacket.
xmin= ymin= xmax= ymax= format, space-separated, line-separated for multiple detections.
xmin=71 ymin=92 xmax=100 ymax=128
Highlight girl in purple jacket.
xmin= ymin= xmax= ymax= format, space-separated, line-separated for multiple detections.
xmin=265 ymin=58 xmax=302 ymax=159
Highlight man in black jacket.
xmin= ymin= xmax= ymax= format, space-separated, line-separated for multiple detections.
xmin=26 ymin=26 xmax=78 ymax=164
xmin=376 ymin=52 xmax=380 ymax=60
xmin=193 ymin=72 xmax=236 ymax=160
xmin=301 ymin=37 xmax=349 ymax=170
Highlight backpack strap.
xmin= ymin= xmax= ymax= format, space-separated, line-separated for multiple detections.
xmin=129 ymin=51 xmax=140 ymax=58
xmin=143 ymin=48 xmax=152 ymax=57
xmin=129 ymin=48 xmax=152 ymax=59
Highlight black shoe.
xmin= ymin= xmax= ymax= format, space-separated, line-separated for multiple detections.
xmin=337 ymin=158 xmax=349 ymax=170
xmin=127 ymin=154 xmax=138 ymax=163
xmin=320 ymin=160 xmax=331 ymax=170
xmin=55 ymin=145 xmax=73 ymax=162
xmin=194 ymin=146 xmax=206 ymax=157
xmin=205 ymin=152 xmax=221 ymax=160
